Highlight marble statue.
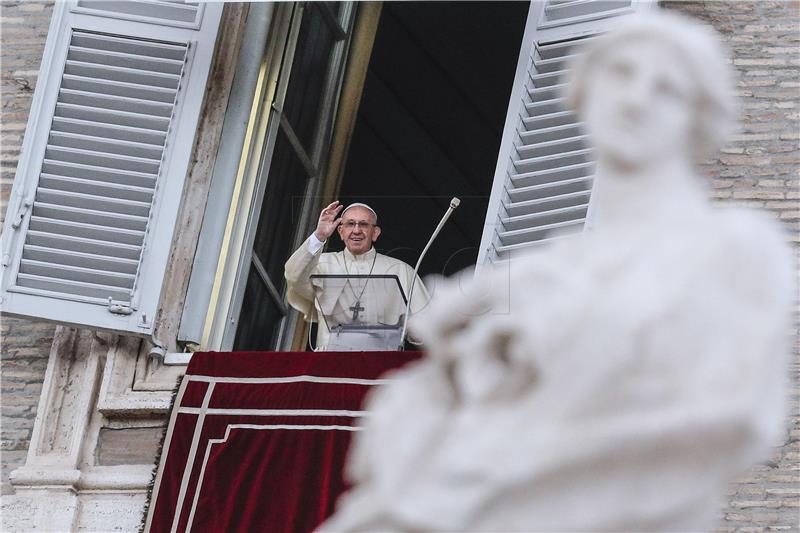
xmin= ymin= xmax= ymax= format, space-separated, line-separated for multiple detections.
xmin=320 ymin=10 xmax=794 ymax=532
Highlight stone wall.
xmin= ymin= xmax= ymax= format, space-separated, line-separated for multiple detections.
xmin=662 ymin=1 xmax=800 ymax=531
xmin=0 ymin=0 xmax=57 ymax=497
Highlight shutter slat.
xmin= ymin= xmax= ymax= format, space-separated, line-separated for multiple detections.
xmin=42 ymin=160 xmax=157 ymax=189
xmin=70 ymin=32 xmax=187 ymax=60
xmin=64 ymin=60 xmax=181 ymax=90
xmin=522 ymin=110 xmax=577 ymax=131
xmin=32 ymin=203 xmax=149 ymax=232
xmin=508 ymin=175 xmax=593 ymax=202
xmin=511 ymin=161 xmax=595 ymax=188
xmin=513 ymin=148 xmax=594 ymax=175
xmin=544 ymin=0 xmax=631 ymax=22
xmin=495 ymin=233 xmax=573 ymax=254
xmin=55 ymin=102 xmax=170 ymax=132
xmin=61 ymin=74 xmax=177 ymax=104
xmin=528 ymin=83 xmax=566 ymax=101
xmin=45 ymin=145 xmax=161 ymax=174
xmin=532 ymin=53 xmax=580 ymax=74
xmin=20 ymin=259 xmax=135 ymax=288
xmin=505 ymin=189 xmax=592 ymax=213
xmin=519 ymin=122 xmax=584 ymax=145
xmin=26 ymin=230 xmax=142 ymax=260
xmin=538 ymin=41 xmax=583 ymax=60
xmin=36 ymin=188 xmax=152 ymax=217
xmin=77 ymin=0 xmax=199 ymax=24
xmin=49 ymin=131 xmax=164 ymax=159
xmin=67 ymin=46 xmax=184 ymax=75
xmin=516 ymin=134 xmax=588 ymax=159
xmin=39 ymin=174 xmax=154 ymax=203
xmin=498 ymin=218 xmax=586 ymax=247
xmin=29 ymin=216 xmax=144 ymax=246
xmin=502 ymin=203 xmax=589 ymax=229
xmin=16 ymin=273 xmax=132 ymax=302
xmin=58 ymin=89 xmax=173 ymax=118
xmin=525 ymin=96 xmax=567 ymax=117
xmin=22 ymin=245 xmax=139 ymax=275
xmin=51 ymin=117 xmax=166 ymax=146
xmin=529 ymin=69 xmax=567 ymax=89
xmin=537 ymin=37 xmax=598 ymax=60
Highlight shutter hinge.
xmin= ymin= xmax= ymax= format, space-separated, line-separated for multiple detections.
xmin=107 ymin=297 xmax=134 ymax=315
xmin=11 ymin=199 xmax=32 ymax=230
xmin=2 ymin=254 xmax=9 ymax=267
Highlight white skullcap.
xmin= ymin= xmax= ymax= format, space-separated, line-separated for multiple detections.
xmin=342 ymin=202 xmax=378 ymax=223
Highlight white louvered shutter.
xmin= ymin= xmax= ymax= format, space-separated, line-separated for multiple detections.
xmin=478 ymin=0 xmax=653 ymax=265
xmin=0 ymin=1 xmax=222 ymax=335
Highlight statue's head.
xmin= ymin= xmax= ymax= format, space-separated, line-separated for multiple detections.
xmin=566 ymin=11 xmax=735 ymax=172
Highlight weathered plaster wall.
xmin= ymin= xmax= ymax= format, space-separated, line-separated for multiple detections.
xmin=662 ymin=1 xmax=800 ymax=530
xmin=0 ymin=0 xmax=57 ymax=497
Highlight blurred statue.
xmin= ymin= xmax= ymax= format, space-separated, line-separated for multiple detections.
xmin=320 ymin=11 xmax=793 ymax=532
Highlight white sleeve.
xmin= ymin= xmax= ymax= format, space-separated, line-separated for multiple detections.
xmin=307 ymin=233 xmax=325 ymax=254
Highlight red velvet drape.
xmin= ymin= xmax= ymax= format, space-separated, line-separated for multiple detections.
xmin=146 ymin=351 xmax=420 ymax=533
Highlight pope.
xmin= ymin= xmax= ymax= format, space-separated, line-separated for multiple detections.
xmin=284 ymin=201 xmax=430 ymax=350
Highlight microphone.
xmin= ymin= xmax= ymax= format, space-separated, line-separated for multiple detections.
xmin=399 ymin=197 xmax=461 ymax=347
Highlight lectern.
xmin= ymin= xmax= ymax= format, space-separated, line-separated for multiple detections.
xmin=310 ymin=274 xmax=408 ymax=351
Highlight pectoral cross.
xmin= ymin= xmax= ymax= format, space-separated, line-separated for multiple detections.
xmin=349 ymin=301 xmax=364 ymax=321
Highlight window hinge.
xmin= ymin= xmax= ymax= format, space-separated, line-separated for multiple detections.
xmin=107 ymin=297 xmax=134 ymax=315
xmin=11 ymin=199 xmax=32 ymax=230
xmin=148 ymin=337 xmax=166 ymax=360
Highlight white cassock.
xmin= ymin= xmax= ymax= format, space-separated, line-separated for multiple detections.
xmin=285 ymin=234 xmax=430 ymax=350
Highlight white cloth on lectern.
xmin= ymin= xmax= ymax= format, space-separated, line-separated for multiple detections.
xmin=285 ymin=235 xmax=430 ymax=349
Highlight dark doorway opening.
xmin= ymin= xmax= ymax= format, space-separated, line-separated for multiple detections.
xmin=335 ymin=1 xmax=529 ymax=278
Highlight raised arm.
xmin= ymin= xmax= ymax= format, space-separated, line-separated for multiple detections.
xmin=284 ymin=201 xmax=344 ymax=318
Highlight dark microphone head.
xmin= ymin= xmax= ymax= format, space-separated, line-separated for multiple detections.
xmin=450 ymin=197 xmax=461 ymax=209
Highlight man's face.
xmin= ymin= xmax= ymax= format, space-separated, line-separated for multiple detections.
xmin=337 ymin=206 xmax=381 ymax=256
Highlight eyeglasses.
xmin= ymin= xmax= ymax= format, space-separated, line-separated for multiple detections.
xmin=341 ymin=220 xmax=377 ymax=230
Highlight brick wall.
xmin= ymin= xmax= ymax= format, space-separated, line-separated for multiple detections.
xmin=0 ymin=0 xmax=56 ymax=496
xmin=662 ymin=1 xmax=800 ymax=531
xmin=0 ymin=318 xmax=54 ymax=496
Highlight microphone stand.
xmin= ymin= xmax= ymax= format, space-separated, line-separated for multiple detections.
xmin=399 ymin=197 xmax=460 ymax=348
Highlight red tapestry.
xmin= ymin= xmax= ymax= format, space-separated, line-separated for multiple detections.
xmin=144 ymin=351 xmax=421 ymax=533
